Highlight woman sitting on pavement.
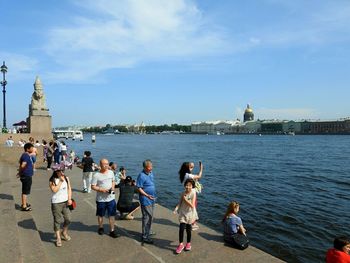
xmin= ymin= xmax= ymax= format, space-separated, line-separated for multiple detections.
xmin=49 ymin=164 xmax=73 ymax=247
xmin=116 ymin=176 xmax=140 ymax=220
xmin=222 ymin=200 xmax=249 ymax=250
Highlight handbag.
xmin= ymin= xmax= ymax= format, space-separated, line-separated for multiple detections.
xmin=231 ymin=233 xmax=249 ymax=250
xmin=68 ymin=199 xmax=76 ymax=210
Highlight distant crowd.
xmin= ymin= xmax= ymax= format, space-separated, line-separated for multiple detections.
xmin=13 ymin=140 xmax=350 ymax=260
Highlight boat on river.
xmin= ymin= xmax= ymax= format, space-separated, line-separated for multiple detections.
xmin=52 ymin=129 xmax=84 ymax=141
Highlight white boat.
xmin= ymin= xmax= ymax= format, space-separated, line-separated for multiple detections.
xmin=72 ymin=130 xmax=84 ymax=141
xmin=91 ymin=134 xmax=96 ymax=143
xmin=53 ymin=129 xmax=83 ymax=141
xmin=102 ymin=127 xmax=114 ymax=135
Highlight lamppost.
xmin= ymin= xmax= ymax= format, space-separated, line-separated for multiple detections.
xmin=0 ymin=61 xmax=8 ymax=130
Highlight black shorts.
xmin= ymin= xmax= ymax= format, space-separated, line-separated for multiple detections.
xmin=117 ymin=202 xmax=140 ymax=213
xmin=20 ymin=176 xmax=32 ymax=195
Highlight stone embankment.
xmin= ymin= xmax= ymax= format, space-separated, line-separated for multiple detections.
xmin=0 ymin=146 xmax=284 ymax=263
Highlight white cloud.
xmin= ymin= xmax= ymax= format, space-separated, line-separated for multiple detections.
xmin=44 ymin=0 xmax=229 ymax=81
xmin=40 ymin=1 xmax=350 ymax=83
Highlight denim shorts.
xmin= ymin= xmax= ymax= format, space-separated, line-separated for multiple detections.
xmin=96 ymin=199 xmax=117 ymax=217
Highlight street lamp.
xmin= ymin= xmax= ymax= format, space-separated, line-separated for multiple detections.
xmin=0 ymin=61 xmax=8 ymax=129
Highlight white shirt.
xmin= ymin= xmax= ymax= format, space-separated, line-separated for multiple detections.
xmin=184 ymin=173 xmax=195 ymax=181
xmin=51 ymin=178 xmax=69 ymax=204
xmin=91 ymin=170 xmax=115 ymax=202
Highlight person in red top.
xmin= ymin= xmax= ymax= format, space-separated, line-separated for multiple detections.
xmin=326 ymin=236 xmax=350 ymax=263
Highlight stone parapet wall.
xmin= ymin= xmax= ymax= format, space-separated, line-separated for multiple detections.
xmin=0 ymin=133 xmax=53 ymax=145
xmin=0 ymin=144 xmax=45 ymax=168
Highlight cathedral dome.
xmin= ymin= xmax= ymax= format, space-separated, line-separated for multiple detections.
xmin=245 ymin=107 xmax=253 ymax=113
xmin=243 ymin=104 xmax=254 ymax=122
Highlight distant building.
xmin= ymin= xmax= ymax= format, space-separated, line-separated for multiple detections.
xmin=243 ymin=104 xmax=254 ymax=122
xmin=300 ymin=119 xmax=350 ymax=134
xmin=191 ymin=120 xmax=240 ymax=134
xmin=191 ymin=104 xmax=350 ymax=135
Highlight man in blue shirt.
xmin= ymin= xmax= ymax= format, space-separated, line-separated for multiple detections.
xmin=136 ymin=159 xmax=156 ymax=244
xmin=17 ymin=143 xmax=34 ymax=211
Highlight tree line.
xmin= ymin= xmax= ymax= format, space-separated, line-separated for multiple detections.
xmin=81 ymin=124 xmax=191 ymax=133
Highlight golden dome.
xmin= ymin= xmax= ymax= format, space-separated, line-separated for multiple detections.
xmin=244 ymin=104 xmax=253 ymax=113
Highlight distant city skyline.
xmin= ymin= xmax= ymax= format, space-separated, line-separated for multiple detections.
xmin=1 ymin=1 xmax=350 ymax=126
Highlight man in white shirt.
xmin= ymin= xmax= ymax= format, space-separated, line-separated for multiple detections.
xmin=91 ymin=159 xmax=120 ymax=238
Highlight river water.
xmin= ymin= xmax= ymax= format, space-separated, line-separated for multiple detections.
xmin=66 ymin=134 xmax=350 ymax=262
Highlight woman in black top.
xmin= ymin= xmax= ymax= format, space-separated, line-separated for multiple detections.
xmin=117 ymin=176 xmax=140 ymax=220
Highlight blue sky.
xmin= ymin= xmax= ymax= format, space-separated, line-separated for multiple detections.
xmin=1 ymin=0 xmax=350 ymax=127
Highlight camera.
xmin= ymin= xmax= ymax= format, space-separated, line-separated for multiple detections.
xmin=108 ymin=188 xmax=115 ymax=194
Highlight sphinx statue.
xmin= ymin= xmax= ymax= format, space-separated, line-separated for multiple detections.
xmin=29 ymin=76 xmax=49 ymax=116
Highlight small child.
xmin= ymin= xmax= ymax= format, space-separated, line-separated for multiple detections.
xmin=178 ymin=161 xmax=203 ymax=230
xmin=222 ymin=201 xmax=248 ymax=249
xmin=69 ymin=150 xmax=75 ymax=164
xmin=173 ymin=179 xmax=198 ymax=254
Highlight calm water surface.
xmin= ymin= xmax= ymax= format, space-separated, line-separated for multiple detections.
xmin=67 ymin=134 xmax=350 ymax=263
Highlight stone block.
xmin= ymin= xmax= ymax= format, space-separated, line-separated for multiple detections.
xmin=27 ymin=115 xmax=52 ymax=138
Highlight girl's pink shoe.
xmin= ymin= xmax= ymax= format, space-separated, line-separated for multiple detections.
xmin=185 ymin=243 xmax=191 ymax=251
xmin=176 ymin=243 xmax=185 ymax=254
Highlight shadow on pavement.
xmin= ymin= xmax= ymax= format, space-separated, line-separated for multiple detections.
xmin=14 ymin=203 xmax=25 ymax=210
xmin=119 ymin=228 xmax=176 ymax=252
xmin=153 ymin=218 xmax=178 ymax=228
xmin=198 ymin=232 xmax=224 ymax=243
xmin=38 ymin=230 xmax=54 ymax=243
xmin=0 ymin=193 xmax=14 ymax=200
xmin=132 ymin=217 xmax=178 ymax=228
xmin=18 ymin=218 xmax=38 ymax=231
xmin=68 ymin=221 xmax=99 ymax=233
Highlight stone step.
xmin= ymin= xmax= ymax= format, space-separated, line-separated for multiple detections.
xmin=0 ymin=165 xmax=22 ymax=263
xmin=6 ymin=165 xmax=50 ymax=263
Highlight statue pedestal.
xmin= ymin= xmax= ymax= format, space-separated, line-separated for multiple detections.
xmin=27 ymin=115 xmax=52 ymax=139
